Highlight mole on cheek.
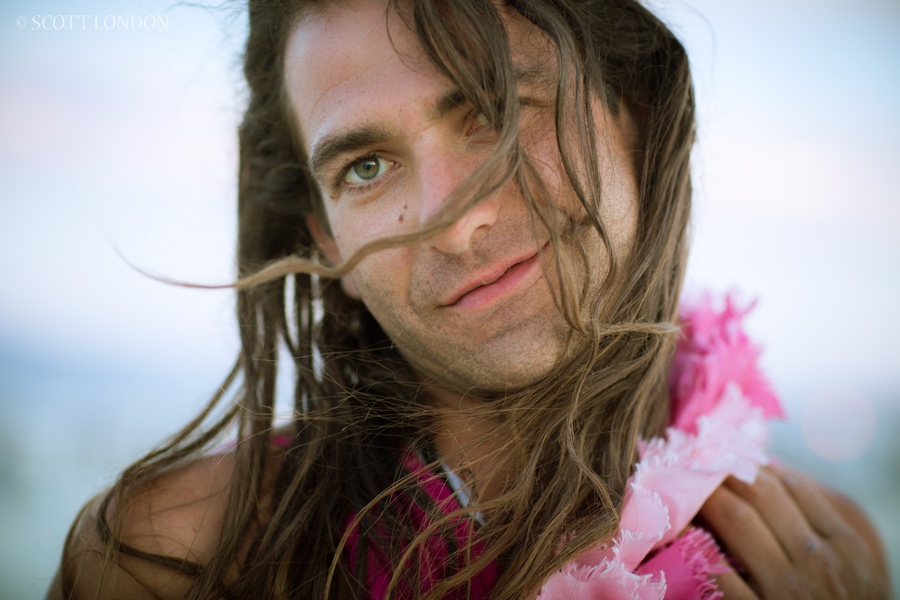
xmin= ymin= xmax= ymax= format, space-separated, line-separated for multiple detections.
xmin=398 ymin=214 xmax=405 ymax=223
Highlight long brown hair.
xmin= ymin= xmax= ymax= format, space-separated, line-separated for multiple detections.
xmin=64 ymin=0 xmax=695 ymax=598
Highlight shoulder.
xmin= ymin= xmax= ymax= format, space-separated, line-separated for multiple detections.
xmin=120 ymin=453 xmax=238 ymax=563
xmin=58 ymin=447 xmax=287 ymax=600
xmin=58 ymin=455 xmax=233 ymax=599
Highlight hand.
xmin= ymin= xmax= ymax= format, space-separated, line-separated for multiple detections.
xmin=699 ymin=466 xmax=890 ymax=599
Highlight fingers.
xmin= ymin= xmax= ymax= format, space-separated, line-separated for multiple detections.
xmin=700 ymin=484 xmax=789 ymax=593
xmin=775 ymin=467 xmax=849 ymax=539
xmin=724 ymin=468 xmax=824 ymax=562
xmin=702 ymin=466 xmax=891 ymax=599
xmin=713 ymin=565 xmax=759 ymax=600
xmin=778 ymin=466 xmax=891 ymax=589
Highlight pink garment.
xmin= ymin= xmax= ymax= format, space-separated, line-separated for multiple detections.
xmin=536 ymin=294 xmax=784 ymax=599
xmin=344 ymin=294 xmax=783 ymax=599
xmin=669 ymin=295 xmax=783 ymax=434
xmin=344 ymin=452 xmax=498 ymax=599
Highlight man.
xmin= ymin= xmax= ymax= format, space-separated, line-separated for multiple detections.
xmin=51 ymin=0 xmax=889 ymax=598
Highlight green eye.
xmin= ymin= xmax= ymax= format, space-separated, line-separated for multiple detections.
xmin=345 ymin=156 xmax=389 ymax=184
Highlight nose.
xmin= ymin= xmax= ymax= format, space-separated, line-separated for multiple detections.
xmin=416 ymin=146 xmax=501 ymax=254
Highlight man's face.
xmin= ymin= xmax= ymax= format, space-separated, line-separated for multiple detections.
xmin=284 ymin=0 xmax=638 ymax=393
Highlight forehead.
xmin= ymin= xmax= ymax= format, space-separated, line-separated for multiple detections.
xmin=282 ymin=0 xmax=551 ymax=152
xmin=283 ymin=0 xmax=439 ymax=145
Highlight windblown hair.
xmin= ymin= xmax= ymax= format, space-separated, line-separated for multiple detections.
xmin=62 ymin=0 xmax=694 ymax=598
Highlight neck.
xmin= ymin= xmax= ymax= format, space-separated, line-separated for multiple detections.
xmin=422 ymin=382 xmax=511 ymax=504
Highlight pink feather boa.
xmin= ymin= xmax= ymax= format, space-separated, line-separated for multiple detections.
xmin=536 ymin=294 xmax=785 ymax=600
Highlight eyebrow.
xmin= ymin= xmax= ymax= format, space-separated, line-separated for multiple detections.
xmin=309 ymin=125 xmax=391 ymax=184
xmin=308 ymin=88 xmax=467 ymax=183
xmin=307 ymin=66 xmax=548 ymax=184
xmin=430 ymin=89 xmax=467 ymax=122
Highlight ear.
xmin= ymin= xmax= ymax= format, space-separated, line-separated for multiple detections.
xmin=305 ymin=215 xmax=362 ymax=301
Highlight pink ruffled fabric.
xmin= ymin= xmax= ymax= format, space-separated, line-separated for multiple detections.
xmin=670 ymin=295 xmax=784 ymax=434
xmin=536 ymin=294 xmax=784 ymax=600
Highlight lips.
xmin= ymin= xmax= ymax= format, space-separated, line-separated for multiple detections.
xmin=442 ymin=245 xmax=546 ymax=309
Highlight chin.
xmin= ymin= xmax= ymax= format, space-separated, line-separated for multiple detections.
xmin=424 ymin=328 xmax=570 ymax=394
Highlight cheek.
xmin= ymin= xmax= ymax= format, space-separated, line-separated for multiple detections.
xmin=600 ymin=170 xmax=638 ymax=256
xmin=520 ymin=114 xmax=565 ymax=195
xmin=595 ymin=126 xmax=639 ymax=255
xmin=329 ymin=211 xmax=383 ymax=258
xmin=519 ymin=108 xmax=600 ymax=221
xmin=343 ymin=247 xmax=414 ymax=310
xmin=328 ymin=195 xmax=414 ymax=257
xmin=519 ymin=119 xmax=585 ymax=230
xmin=522 ymin=101 xmax=639 ymax=262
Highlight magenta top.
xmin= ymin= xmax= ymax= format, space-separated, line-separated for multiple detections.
xmin=344 ymin=452 xmax=498 ymax=599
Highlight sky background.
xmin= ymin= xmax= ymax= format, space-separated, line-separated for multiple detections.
xmin=1 ymin=1 xmax=898 ymax=598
